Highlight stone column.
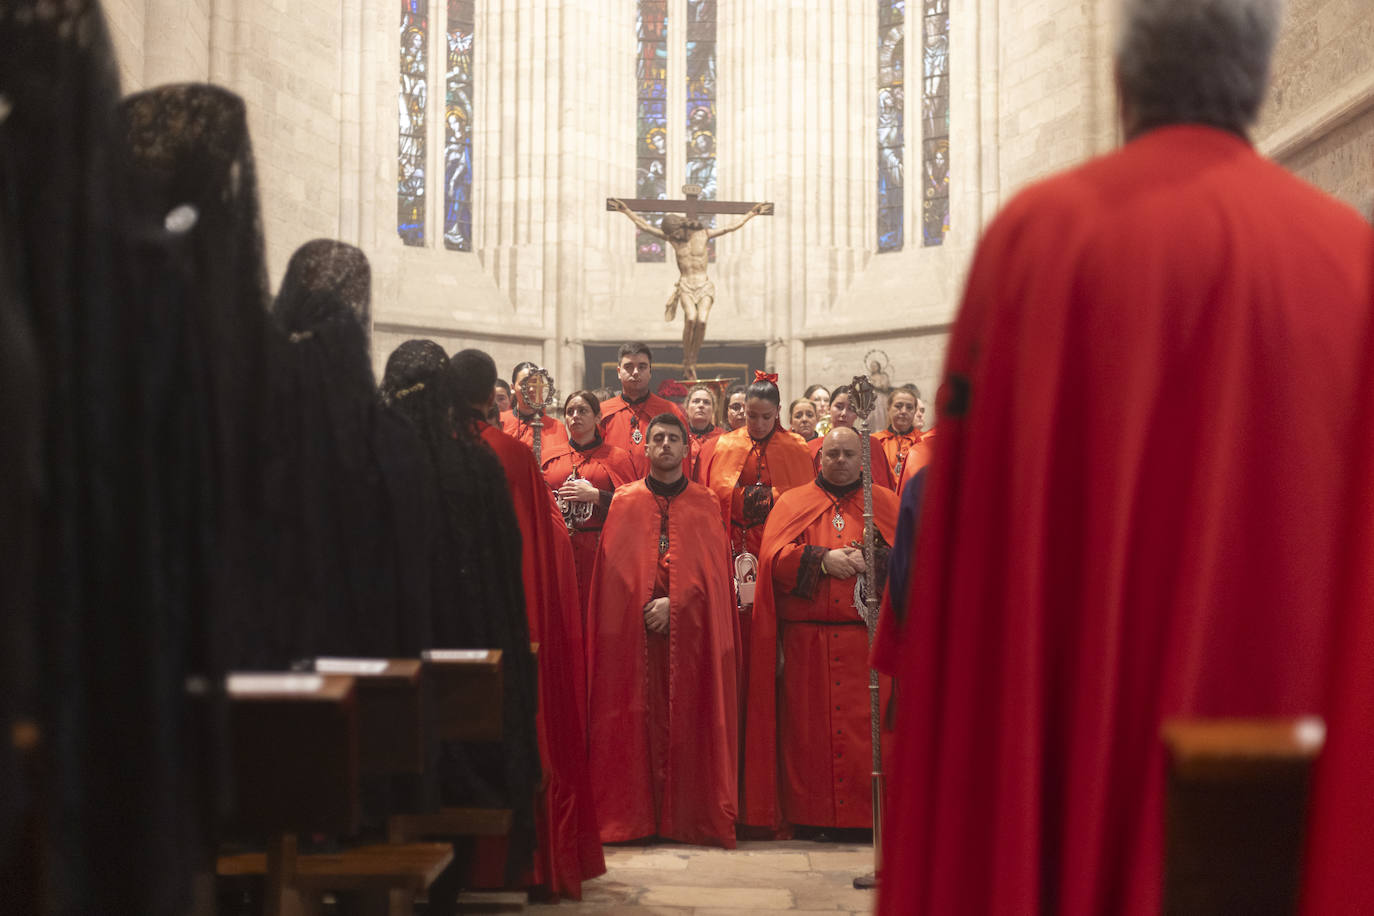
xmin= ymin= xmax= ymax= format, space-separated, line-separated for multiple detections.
xmin=715 ymin=0 xmax=872 ymax=395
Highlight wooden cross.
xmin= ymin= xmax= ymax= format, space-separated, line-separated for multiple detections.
xmin=605 ymin=183 xmax=774 ymax=222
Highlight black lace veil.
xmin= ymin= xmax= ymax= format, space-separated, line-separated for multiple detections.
xmin=268 ymin=240 xmax=433 ymax=662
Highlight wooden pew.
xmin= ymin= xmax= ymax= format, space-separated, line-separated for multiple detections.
xmin=1161 ymin=716 xmax=1325 ymax=916
xmin=215 ymin=671 xmax=453 ymax=916
xmin=388 ymin=649 xmax=511 ymax=841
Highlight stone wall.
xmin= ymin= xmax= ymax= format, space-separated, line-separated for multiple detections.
xmin=1257 ymin=0 xmax=1374 ymax=216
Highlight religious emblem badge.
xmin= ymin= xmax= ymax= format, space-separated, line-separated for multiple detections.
xmin=741 ymin=483 xmax=773 ymax=527
xmin=832 ymin=509 xmax=846 ymax=534
xmin=734 ymin=552 xmax=759 ymax=608
xmin=632 ymin=424 xmax=643 ymax=445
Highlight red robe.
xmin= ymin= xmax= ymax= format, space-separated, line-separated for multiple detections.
xmin=500 ymin=409 xmax=568 ymax=456
xmin=878 ymin=125 xmax=1374 ymax=916
xmin=807 ymin=433 xmax=896 ymax=490
xmin=540 ymin=437 xmax=636 ymax=634
xmin=585 ymin=480 xmax=740 ymax=847
xmin=1300 ymin=280 xmax=1374 ymax=914
xmin=687 ymin=423 xmax=723 ymax=479
xmin=742 ymin=482 xmax=898 ymax=830
xmin=599 ymin=391 xmax=689 ymax=477
xmin=477 ymin=423 xmax=606 ymax=898
xmin=873 ymin=427 xmax=924 ymax=492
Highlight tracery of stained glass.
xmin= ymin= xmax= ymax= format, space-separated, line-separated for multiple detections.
xmin=922 ymin=0 xmax=950 ymax=246
xmin=686 ymin=0 xmax=717 ymax=259
xmin=877 ymin=0 xmax=904 ymax=253
xmin=398 ymin=0 xmax=428 ymax=246
xmin=444 ymin=0 xmax=474 ymax=251
xmin=637 ymin=0 xmax=669 ymax=262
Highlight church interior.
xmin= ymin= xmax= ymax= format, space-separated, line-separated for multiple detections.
xmin=6 ymin=0 xmax=1374 ymax=913
xmin=99 ymin=0 xmax=1373 ymax=404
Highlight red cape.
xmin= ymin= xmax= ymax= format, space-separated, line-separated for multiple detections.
xmin=688 ymin=424 xmax=723 ymax=479
xmin=599 ymin=391 xmax=689 ymax=477
xmin=585 ymin=480 xmax=740 ymax=846
xmin=872 ymin=427 xmax=926 ymax=493
xmin=478 ymin=423 xmax=605 ymax=897
xmin=741 ymin=481 xmax=898 ymax=829
xmin=807 ymin=432 xmax=895 ymax=490
xmin=878 ymin=126 xmax=1374 ymax=916
xmin=701 ymin=428 xmax=815 ymax=530
xmin=1300 ymin=291 xmax=1374 ymax=912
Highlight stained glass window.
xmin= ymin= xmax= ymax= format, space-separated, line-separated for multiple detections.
xmin=686 ymin=0 xmax=717 ymax=258
xmin=444 ymin=0 xmax=474 ymax=251
xmin=637 ymin=0 xmax=669 ymax=262
xmin=922 ymin=0 xmax=950 ymax=246
xmin=398 ymin=0 xmax=428 ymax=246
xmin=878 ymin=0 xmax=904 ymax=253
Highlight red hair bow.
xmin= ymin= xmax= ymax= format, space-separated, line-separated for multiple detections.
xmin=754 ymin=370 xmax=779 ymax=384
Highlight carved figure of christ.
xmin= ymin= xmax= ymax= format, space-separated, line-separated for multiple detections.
xmin=607 ymin=185 xmax=773 ymax=380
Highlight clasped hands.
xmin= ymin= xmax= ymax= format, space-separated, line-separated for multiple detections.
xmin=823 ymin=547 xmax=866 ymax=579
xmin=558 ymin=477 xmax=599 ymax=504
xmin=643 ymin=597 xmax=670 ymax=634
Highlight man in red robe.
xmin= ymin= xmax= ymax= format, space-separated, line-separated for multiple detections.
xmin=742 ymin=428 xmax=898 ymax=832
xmin=500 ymin=360 xmax=567 ymax=455
xmin=807 ymin=385 xmax=895 ymax=490
xmin=683 ymin=383 xmax=723 ymax=478
xmin=598 ymin=342 xmax=689 ymax=476
xmin=585 ymin=413 xmax=740 ymax=847
xmin=452 ymin=349 xmax=606 ymax=900
xmin=872 ymin=385 xmax=925 ymax=493
xmin=877 ymin=2 xmax=1374 ymax=913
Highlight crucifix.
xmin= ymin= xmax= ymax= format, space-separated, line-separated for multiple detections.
xmin=607 ymin=184 xmax=774 ymax=381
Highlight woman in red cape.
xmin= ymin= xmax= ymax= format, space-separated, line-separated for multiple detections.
xmin=541 ymin=390 xmax=636 ymax=637
xmin=876 ymin=121 xmax=1374 ymax=915
xmin=585 ymin=472 xmax=740 ymax=847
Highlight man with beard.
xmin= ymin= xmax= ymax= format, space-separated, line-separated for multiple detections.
xmin=807 ymin=385 xmax=896 ymax=490
xmin=585 ymin=414 xmax=740 ymax=847
xmin=743 ymin=427 xmax=898 ymax=833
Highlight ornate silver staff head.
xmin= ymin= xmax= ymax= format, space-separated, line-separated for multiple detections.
xmin=518 ymin=366 xmax=558 ymax=416
xmin=850 ymin=374 xmax=877 ymax=427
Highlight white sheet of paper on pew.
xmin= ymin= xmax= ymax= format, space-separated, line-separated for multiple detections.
xmin=422 ymin=649 xmax=493 ymax=662
xmin=227 ymin=673 xmax=326 ymax=695
xmin=314 ymin=657 xmax=390 ymax=675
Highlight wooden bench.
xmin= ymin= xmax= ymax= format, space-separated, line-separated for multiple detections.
xmin=390 ymin=650 xmax=526 ymax=912
xmin=215 ymin=670 xmax=454 ymax=916
xmin=1161 ymin=716 xmax=1325 ymax=916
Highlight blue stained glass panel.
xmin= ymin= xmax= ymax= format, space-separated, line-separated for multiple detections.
xmin=637 ymin=0 xmax=669 ymax=261
xmin=444 ymin=0 xmax=474 ymax=251
xmin=877 ymin=0 xmax=904 ymax=253
xmin=398 ymin=0 xmax=427 ymax=246
xmin=922 ymin=0 xmax=949 ymax=246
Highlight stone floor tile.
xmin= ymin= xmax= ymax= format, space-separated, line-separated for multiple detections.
xmin=640 ymin=885 xmax=796 ymax=909
xmin=807 ymin=850 xmax=877 ymax=872
xmin=683 ymin=851 xmax=812 ymax=873
xmin=609 ymin=852 xmax=691 ymax=870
